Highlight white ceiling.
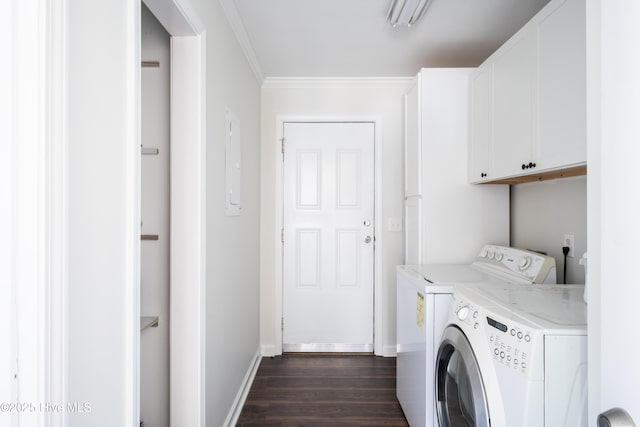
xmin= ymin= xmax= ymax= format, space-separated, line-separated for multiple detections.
xmin=231 ymin=0 xmax=551 ymax=78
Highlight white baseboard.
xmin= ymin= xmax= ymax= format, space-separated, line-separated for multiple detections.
xmin=223 ymin=347 xmax=262 ymax=427
xmin=261 ymin=343 xmax=395 ymax=357
xmin=260 ymin=344 xmax=278 ymax=357
xmin=382 ymin=345 xmax=397 ymax=357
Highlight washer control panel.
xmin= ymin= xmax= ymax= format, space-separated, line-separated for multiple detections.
xmin=485 ymin=315 xmax=534 ymax=376
xmin=453 ymin=297 xmax=535 ymax=377
xmin=473 ymin=245 xmax=556 ymax=284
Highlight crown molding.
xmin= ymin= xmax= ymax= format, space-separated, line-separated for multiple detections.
xmin=261 ymin=77 xmax=415 ymax=89
xmin=217 ymin=0 xmax=264 ymax=83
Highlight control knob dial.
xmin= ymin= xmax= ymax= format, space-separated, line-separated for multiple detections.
xmin=518 ymin=256 xmax=532 ymax=270
xmin=457 ymin=305 xmax=470 ymax=321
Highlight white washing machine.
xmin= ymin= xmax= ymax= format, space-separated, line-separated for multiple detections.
xmin=396 ymin=245 xmax=556 ymax=427
xmin=435 ymin=283 xmax=587 ymax=427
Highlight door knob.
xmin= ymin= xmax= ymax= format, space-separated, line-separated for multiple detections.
xmin=364 ymin=235 xmax=372 ymax=244
xmin=598 ymin=408 xmax=636 ymax=427
xmin=363 ymin=219 xmax=371 ymax=227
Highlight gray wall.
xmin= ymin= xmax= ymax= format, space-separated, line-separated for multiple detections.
xmin=510 ymin=176 xmax=587 ymax=284
xmin=186 ymin=0 xmax=262 ymax=425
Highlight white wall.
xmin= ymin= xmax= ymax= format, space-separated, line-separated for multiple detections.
xmin=140 ymin=5 xmax=170 ymax=426
xmin=184 ymin=0 xmax=262 ymax=425
xmin=260 ymin=79 xmax=412 ymax=356
xmin=67 ymin=0 xmax=139 ymax=425
xmin=588 ymin=0 xmax=640 ymax=424
xmin=510 ymin=176 xmax=587 ymax=284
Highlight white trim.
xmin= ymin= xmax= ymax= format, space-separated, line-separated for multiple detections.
xmin=169 ymin=33 xmax=207 ymax=427
xmin=274 ymin=115 xmax=384 ymax=356
xmin=223 ymin=348 xmax=262 ymax=427
xmin=8 ymin=0 xmax=71 ymax=423
xmin=263 ymin=77 xmax=414 ymax=89
xmin=382 ymin=345 xmax=398 ymax=358
xmin=283 ymin=344 xmax=374 ymax=353
xmin=217 ymin=0 xmax=264 ymax=83
xmin=260 ymin=345 xmax=278 ymax=357
xmin=373 ymin=119 xmax=383 ymax=357
xmin=143 ymin=0 xmax=204 ymax=36
xmin=0 ymin=0 xmax=13 ymax=414
xmin=585 ymin=0 xmax=601 ymax=424
xmin=125 ymin=2 xmax=142 ymax=425
xmin=45 ymin=0 xmax=69 ymax=425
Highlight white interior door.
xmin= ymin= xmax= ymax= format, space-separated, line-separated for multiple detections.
xmin=283 ymin=122 xmax=374 ymax=352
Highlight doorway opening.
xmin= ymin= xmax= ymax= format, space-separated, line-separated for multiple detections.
xmin=274 ymin=117 xmax=384 ymax=356
xmin=281 ymin=122 xmax=375 ymax=352
xmin=140 ymin=0 xmax=205 ymax=425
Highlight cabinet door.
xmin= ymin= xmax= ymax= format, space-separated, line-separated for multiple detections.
xmin=492 ymin=27 xmax=537 ymax=178
xmin=405 ymin=79 xmax=421 ymax=197
xmin=537 ymin=0 xmax=586 ymax=169
xmin=469 ymin=66 xmax=492 ymax=183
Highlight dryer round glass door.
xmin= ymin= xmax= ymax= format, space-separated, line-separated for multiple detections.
xmin=435 ymin=326 xmax=490 ymax=427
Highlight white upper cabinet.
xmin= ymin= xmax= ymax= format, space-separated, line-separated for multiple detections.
xmin=469 ymin=0 xmax=586 ymax=183
xmin=537 ymin=0 xmax=586 ymax=170
xmin=468 ymin=65 xmax=492 ymax=183
xmin=492 ymin=25 xmax=538 ymax=178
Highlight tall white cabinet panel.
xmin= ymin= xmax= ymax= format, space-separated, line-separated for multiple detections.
xmin=404 ymin=197 xmax=421 ymax=265
xmin=404 ymin=79 xmax=422 ymax=263
xmin=469 ymin=65 xmax=493 ymax=183
xmin=405 ymin=80 xmax=421 ymax=197
xmin=492 ymin=26 xmax=538 ymax=178
xmin=404 ymin=69 xmax=509 ymax=265
xmin=537 ymin=0 xmax=586 ymax=170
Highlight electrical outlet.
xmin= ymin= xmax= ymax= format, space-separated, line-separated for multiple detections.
xmin=563 ymin=234 xmax=575 ymax=258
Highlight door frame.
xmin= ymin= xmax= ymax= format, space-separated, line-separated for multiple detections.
xmin=142 ymin=0 xmax=207 ymax=425
xmin=274 ymin=115 xmax=383 ymax=355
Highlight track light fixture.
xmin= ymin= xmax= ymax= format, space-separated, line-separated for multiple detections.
xmin=386 ymin=0 xmax=434 ymax=27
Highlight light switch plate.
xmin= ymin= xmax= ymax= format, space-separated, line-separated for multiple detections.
xmin=388 ymin=217 xmax=403 ymax=232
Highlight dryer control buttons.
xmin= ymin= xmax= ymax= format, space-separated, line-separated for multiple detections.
xmin=525 ymin=335 xmax=531 ymax=342
xmin=457 ymin=305 xmax=470 ymax=321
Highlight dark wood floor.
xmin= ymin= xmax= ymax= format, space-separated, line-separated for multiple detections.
xmin=236 ymin=354 xmax=410 ymax=427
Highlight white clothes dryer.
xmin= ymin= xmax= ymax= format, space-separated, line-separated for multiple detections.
xmin=435 ymin=283 xmax=587 ymax=427
xmin=396 ymin=245 xmax=556 ymax=427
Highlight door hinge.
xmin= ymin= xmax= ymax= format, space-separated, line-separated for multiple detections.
xmin=280 ymin=138 xmax=285 ymax=155
xmin=281 ymin=317 xmax=284 ymax=331
xmin=281 ymin=228 xmax=284 ymax=244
